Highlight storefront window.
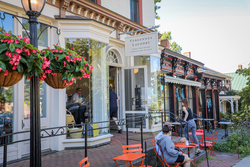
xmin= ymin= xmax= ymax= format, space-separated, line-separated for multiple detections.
xmin=175 ymin=85 xmax=185 ymax=118
xmin=0 ymin=11 xmax=14 ymax=143
xmin=24 ymin=80 xmax=46 ymax=119
xmin=134 ymin=56 xmax=162 ymax=126
xmin=65 ymin=39 xmax=108 ymax=138
xmin=22 ymin=18 xmax=48 ymax=47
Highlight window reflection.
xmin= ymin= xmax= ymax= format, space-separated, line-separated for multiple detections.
xmin=22 ymin=18 xmax=48 ymax=47
xmin=0 ymin=11 xmax=13 ymax=34
xmin=24 ymin=80 xmax=46 ymax=119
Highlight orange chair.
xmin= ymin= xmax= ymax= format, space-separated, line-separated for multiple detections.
xmin=79 ymin=157 xmax=90 ymax=167
xmin=122 ymin=144 xmax=143 ymax=154
xmin=158 ymin=145 xmax=181 ymax=167
xmin=152 ymin=139 xmax=165 ymax=166
xmin=174 ymin=132 xmax=179 ymax=137
xmin=199 ymin=134 xmax=216 ymax=156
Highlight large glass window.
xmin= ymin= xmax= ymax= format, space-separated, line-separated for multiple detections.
xmin=0 ymin=11 xmax=14 ymax=144
xmin=65 ymin=39 xmax=108 ymax=138
xmin=175 ymin=85 xmax=185 ymax=118
xmin=130 ymin=0 xmax=139 ymax=23
xmin=22 ymin=18 xmax=48 ymax=47
xmin=24 ymin=80 xmax=46 ymax=119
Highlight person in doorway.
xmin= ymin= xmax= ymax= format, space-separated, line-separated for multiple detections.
xmin=72 ymin=88 xmax=83 ymax=105
xmin=109 ymin=84 xmax=122 ymax=133
xmin=182 ymin=98 xmax=200 ymax=155
xmin=157 ymin=123 xmax=190 ymax=167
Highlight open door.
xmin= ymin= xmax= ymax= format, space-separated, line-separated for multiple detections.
xmin=122 ymin=66 xmax=149 ymax=132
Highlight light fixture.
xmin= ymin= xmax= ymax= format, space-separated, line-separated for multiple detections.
xmin=134 ymin=68 xmax=139 ymax=74
xmin=21 ymin=0 xmax=46 ymax=16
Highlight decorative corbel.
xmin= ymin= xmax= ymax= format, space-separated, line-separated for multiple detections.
xmin=116 ymin=22 xmax=122 ymax=39
xmin=111 ymin=21 xmax=116 ymax=27
xmin=126 ymin=27 xmax=130 ymax=32
xmin=96 ymin=14 xmax=101 ymax=21
xmin=84 ymin=9 xmax=89 ymax=17
xmin=183 ymin=62 xmax=189 ymax=77
xmin=52 ymin=0 xmax=56 ymax=5
xmin=77 ymin=7 xmax=82 ymax=15
xmin=70 ymin=4 xmax=75 ymax=12
xmin=101 ymin=17 xmax=106 ymax=23
xmin=122 ymin=25 xmax=126 ymax=32
xmin=172 ymin=58 xmax=178 ymax=74
xmin=106 ymin=19 xmax=111 ymax=26
xmin=160 ymin=50 xmax=165 ymax=71
xmin=90 ymin=12 xmax=95 ymax=19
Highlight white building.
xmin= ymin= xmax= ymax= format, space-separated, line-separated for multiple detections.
xmin=0 ymin=0 xmax=163 ymax=162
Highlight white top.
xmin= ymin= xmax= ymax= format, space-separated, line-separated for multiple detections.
xmin=171 ymin=122 xmax=181 ymax=125
xmin=72 ymin=93 xmax=80 ymax=102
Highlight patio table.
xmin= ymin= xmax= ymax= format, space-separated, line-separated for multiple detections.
xmin=204 ymin=119 xmax=214 ymax=133
xmin=171 ymin=122 xmax=183 ymax=136
xmin=113 ymin=153 xmax=145 ymax=167
xmin=218 ymin=122 xmax=234 ymax=139
xmin=174 ymin=143 xmax=198 ymax=166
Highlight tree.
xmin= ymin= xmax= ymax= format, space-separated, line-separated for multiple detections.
xmin=154 ymin=0 xmax=162 ymax=20
xmin=236 ymin=68 xmax=250 ymax=110
xmin=160 ymin=31 xmax=182 ymax=53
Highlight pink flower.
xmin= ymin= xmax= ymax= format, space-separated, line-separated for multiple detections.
xmin=83 ymin=57 xmax=86 ymax=60
xmin=51 ymin=73 xmax=55 ymax=75
xmin=4 ymin=70 xmax=9 ymax=76
xmin=15 ymin=40 xmax=19 ymax=44
xmin=1 ymin=39 xmax=3 ymax=42
xmin=47 ymin=46 xmax=50 ymax=49
xmin=4 ymin=32 xmax=10 ymax=36
xmin=17 ymin=35 xmax=22 ymax=39
xmin=78 ymin=77 xmax=82 ymax=80
xmin=15 ymin=48 xmax=23 ymax=54
xmin=6 ymin=51 xmax=12 ymax=57
xmin=0 ymin=67 xmax=2 ymax=72
xmin=55 ymin=56 xmax=58 ymax=60
xmin=12 ymin=66 xmax=17 ymax=70
xmin=32 ymin=49 xmax=37 ymax=54
xmin=45 ymin=69 xmax=52 ymax=74
xmin=56 ymin=43 xmax=58 ymax=46
xmin=89 ymin=65 xmax=94 ymax=70
xmin=28 ymin=75 xmax=33 ymax=80
xmin=50 ymin=50 xmax=54 ymax=53
xmin=54 ymin=49 xmax=58 ymax=52
xmin=72 ymin=48 xmax=74 ymax=50
xmin=59 ymin=50 xmax=63 ymax=53
xmin=24 ymin=38 xmax=30 ymax=43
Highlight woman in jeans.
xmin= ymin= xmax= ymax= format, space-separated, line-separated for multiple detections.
xmin=182 ymin=99 xmax=201 ymax=154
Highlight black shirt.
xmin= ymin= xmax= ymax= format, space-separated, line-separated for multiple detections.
xmin=109 ymin=90 xmax=118 ymax=109
xmin=186 ymin=108 xmax=193 ymax=121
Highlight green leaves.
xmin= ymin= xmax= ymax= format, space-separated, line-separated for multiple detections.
xmin=0 ymin=60 xmax=6 ymax=71
xmin=0 ymin=54 xmax=10 ymax=61
xmin=17 ymin=63 xmax=24 ymax=73
xmin=0 ymin=43 xmax=7 ymax=54
xmin=9 ymin=43 xmax=15 ymax=52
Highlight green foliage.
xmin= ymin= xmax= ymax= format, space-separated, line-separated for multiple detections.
xmin=213 ymin=133 xmax=250 ymax=157
xmin=0 ymin=32 xmax=43 ymax=78
xmin=160 ymin=31 xmax=182 ymax=53
xmin=154 ymin=0 xmax=162 ymax=20
xmin=226 ymin=90 xmax=239 ymax=96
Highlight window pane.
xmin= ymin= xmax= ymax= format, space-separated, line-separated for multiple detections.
xmin=0 ymin=11 xmax=13 ymax=34
xmin=22 ymin=18 xmax=48 ymax=47
xmin=89 ymin=0 xmax=97 ymax=3
xmin=130 ymin=0 xmax=139 ymax=23
xmin=24 ymin=80 xmax=46 ymax=119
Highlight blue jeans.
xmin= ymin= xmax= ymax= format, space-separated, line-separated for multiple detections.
xmin=184 ymin=119 xmax=199 ymax=149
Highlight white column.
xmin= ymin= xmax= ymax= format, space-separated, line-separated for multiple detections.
xmin=236 ymin=100 xmax=239 ymax=112
xmin=231 ymin=98 xmax=234 ymax=114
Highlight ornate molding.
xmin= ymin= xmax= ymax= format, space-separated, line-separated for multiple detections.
xmin=70 ymin=4 xmax=75 ymax=12
xmin=77 ymin=7 xmax=82 ymax=14
xmin=172 ymin=58 xmax=178 ymax=73
xmin=183 ymin=62 xmax=189 ymax=76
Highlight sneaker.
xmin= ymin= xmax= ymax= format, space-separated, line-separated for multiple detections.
xmin=118 ymin=129 xmax=122 ymax=133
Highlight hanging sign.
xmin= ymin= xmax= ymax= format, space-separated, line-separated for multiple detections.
xmin=125 ymin=32 xmax=158 ymax=57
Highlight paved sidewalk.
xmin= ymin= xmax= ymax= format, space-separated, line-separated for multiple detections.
xmin=233 ymin=155 xmax=250 ymax=167
xmin=197 ymin=151 xmax=240 ymax=167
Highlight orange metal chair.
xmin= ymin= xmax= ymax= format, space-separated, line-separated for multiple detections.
xmin=199 ymin=134 xmax=216 ymax=156
xmin=79 ymin=157 xmax=90 ymax=167
xmin=152 ymin=139 xmax=165 ymax=166
xmin=158 ymin=145 xmax=181 ymax=167
xmin=174 ymin=132 xmax=179 ymax=137
xmin=122 ymin=144 xmax=143 ymax=154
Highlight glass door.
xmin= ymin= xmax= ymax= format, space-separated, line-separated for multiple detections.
xmin=122 ymin=66 xmax=148 ymax=131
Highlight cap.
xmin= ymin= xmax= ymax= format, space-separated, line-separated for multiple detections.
xmin=164 ymin=122 xmax=174 ymax=127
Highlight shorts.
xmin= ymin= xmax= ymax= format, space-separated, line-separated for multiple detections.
xmin=110 ymin=107 xmax=118 ymax=118
xmin=175 ymin=155 xmax=185 ymax=163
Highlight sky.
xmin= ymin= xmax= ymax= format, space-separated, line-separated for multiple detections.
xmin=155 ymin=0 xmax=250 ymax=73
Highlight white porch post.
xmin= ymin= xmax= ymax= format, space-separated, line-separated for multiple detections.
xmin=231 ymin=98 xmax=234 ymax=114
xmin=236 ymin=100 xmax=239 ymax=112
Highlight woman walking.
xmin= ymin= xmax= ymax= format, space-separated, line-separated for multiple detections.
xmin=182 ymin=99 xmax=201 ymax=155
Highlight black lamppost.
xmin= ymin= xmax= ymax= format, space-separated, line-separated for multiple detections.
xmin=21 ymin=0 xmax=46 ymax=167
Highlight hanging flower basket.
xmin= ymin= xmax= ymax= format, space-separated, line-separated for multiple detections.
xmin=0 ymin=71 xmax=23 ymax=87
xmin=40 ymin=45 xmax=93 ymax=89
xmin=0 ymin=32 xmax=45 ymax=86
xmin=44 ymin=72 xmax=69 ymax=89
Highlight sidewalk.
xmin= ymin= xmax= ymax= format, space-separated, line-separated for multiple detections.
xmin=233 ymin=155 xmax=250 ymax=167
xmin=197 ymin=151 xmax=239 ymax=167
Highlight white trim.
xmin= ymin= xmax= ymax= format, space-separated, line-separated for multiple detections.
xmin=164 ymin=76 xmax=201 ymax=87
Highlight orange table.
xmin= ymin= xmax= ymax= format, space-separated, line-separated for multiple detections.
xmin=113 ymin=153 xmax=145 ymax=167
xmin=174 ymin=143 xmax=198 ymax=167
xmin=188 ymin=132 xmax=204 ymax=136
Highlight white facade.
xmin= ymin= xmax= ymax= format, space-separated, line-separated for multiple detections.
xmin=0 ymin=0 xmax=159 ymax=163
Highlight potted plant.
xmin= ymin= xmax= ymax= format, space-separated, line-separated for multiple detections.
xmin=40 ymin=44 xmax=93 ymax=89
xmin=0 ymin=32 xmax=45 ymax=86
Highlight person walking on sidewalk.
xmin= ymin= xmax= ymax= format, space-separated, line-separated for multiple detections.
xmin=109 ymin=84 xmax=122 ymax=133
xmin=182 ymin=98 xmax=200 ymax=155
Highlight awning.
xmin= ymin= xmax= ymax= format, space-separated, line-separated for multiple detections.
xmin=165 ymin=76 xmax=201 ymax=87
